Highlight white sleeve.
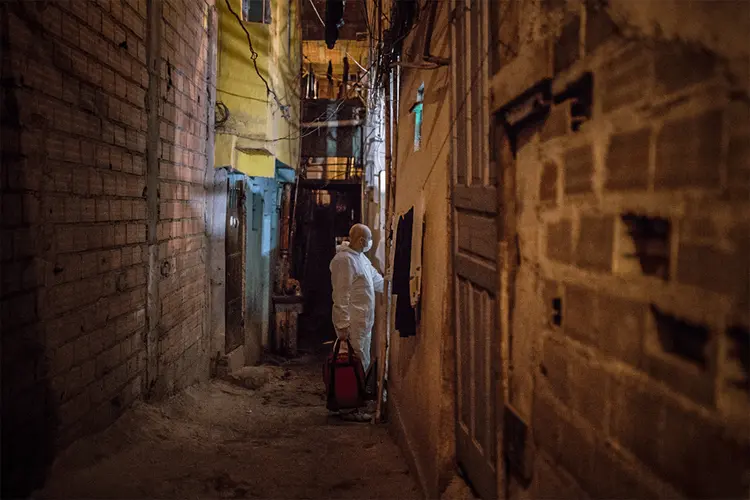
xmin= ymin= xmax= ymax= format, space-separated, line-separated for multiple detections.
xmin=330 ymin=256 xmax=355 ymax=331
xmin=370 ymin=259 xmax=385 ymax=293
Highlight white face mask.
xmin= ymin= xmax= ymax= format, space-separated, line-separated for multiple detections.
xmin=363 ymin=239 xmax=372 ymax=252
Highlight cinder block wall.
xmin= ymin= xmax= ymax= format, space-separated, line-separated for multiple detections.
xmin=500 ymin=1 xmax=749 ymax=498
xmin=1 ymin=1 xmax=216 ymax=496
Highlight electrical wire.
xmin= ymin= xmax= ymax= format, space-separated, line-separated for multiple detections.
xmin=215 ymin=101 xmax=230 ymax=127
xmin=265 ymin=61 xmax=376 ymax=143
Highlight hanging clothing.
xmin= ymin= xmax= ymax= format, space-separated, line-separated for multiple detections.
xmin=324 ymin=0 xmax=345 ymax=49
xmin=409 ymin=192 xmax=425 ymax=308
xmin=393 ymin=208 xmax=417 ymax=337
xmin=386 ymin=214 xmax=397 ymax=281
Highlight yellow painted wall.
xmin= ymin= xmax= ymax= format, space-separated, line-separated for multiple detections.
xmin=269 ymin=0 xmax=301 ymax=168
xmin=215 ymin=0 xmax=301 ymax=176
xmin=237 ymin=150 xmax=275 ymax=178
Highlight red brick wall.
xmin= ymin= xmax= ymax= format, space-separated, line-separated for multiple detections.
xmin=1 ymin=1 xmax=215 ymax=496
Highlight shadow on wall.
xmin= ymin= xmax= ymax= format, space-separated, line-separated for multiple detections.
xmin=1 ymin=339 xmax=59 ymax=499
xmin=1 ymin=5 xmax=60 ymax=498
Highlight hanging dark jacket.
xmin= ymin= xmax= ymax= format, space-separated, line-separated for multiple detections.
xmin=393 ymin=208 xmax=417 ymax=337
xmin=325 ymin=0 xmax=345 ymax=49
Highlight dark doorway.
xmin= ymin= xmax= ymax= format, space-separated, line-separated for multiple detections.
xmin=291 ymin=183 xmax=361 ymax=352
xmin=226 ymin=176 xmax=246 ymax=353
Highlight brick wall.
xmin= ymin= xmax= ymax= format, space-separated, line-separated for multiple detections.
xmin=496 ymin=1 xmax=750 ymax=498
xmin=0 ymin=1 xmax=216 ymax=496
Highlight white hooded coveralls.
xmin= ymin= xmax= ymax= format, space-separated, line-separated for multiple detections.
xmin=330 ymin=242 xmax=384 ymax=372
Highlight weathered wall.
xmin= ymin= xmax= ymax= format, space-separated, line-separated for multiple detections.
xmin=215 ymin=0 xmax=301 ymax=176
xmin=246 ymin=175 xmax=278 ymax=359
xmin=216 ymin=0 xmax=270 ymax=143
xmin=0 ymin=1 xmax=216 ymax=497
xmin=489 ymin=1 xmax=750 ymax=498
xmin=387 ymin=2 xmax=455 ymax=497
xmin=268 ymin=0 xmax=301 ymax=169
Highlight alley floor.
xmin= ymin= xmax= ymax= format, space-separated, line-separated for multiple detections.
xmin=36 ymin=357 xmax=422 ymax=499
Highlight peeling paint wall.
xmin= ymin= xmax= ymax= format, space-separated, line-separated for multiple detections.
xmin=214 ymin=0 xmax=301 ymax=175
xmin=212 ymin=0 xmax=300 ymax=362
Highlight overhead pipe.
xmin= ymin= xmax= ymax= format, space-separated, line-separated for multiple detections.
xmin=301 ymin=119 xmax=363 ymax=128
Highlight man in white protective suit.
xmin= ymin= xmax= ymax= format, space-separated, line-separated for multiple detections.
xmin=329 ymin=223 xmax=384 ymax=374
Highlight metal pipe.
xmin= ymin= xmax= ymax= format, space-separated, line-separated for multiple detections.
xmin=375 ymin=69 xmax=393 ymax=425
xmin=389 ymin=61 xmax=440 ymax=69
xmin=280 ymin=183 xmax=292 ymax=251
xmin=300 ymin=119 xmax=363 ymax=128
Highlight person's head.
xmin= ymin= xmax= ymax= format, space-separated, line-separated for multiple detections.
xmin=348 ymin=224 xmax=373 ymax=253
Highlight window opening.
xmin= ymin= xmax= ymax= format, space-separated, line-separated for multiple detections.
xmin=243 ymin=0 xmax=271 ymax=24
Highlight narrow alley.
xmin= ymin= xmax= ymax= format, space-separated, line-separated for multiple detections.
xmin=36 ymin=356 xmax=423 ymax=499
xmin=2 ymin=0 xmax=749 ymax=499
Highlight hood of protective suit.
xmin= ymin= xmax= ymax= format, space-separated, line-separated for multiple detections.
xmin=336 ymin=241 xmax=352 ymax=253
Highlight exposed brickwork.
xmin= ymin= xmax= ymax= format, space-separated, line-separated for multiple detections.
xmin=600 ymin=45 xmax=653 ymax=113
xmin=554 ymin=17 xmax=580 ymax=75
xmin=520 ymin=6 xmax=750 ymax=498
xmin=727 ymin=135 xmax=750 ymax=196
xmin=546 ymin=219 xmax=572 ymax=263
xmin=677 ymin=224 xmax=749 ymax=302
xmin=654 ymin=43 xmax=717 ymax=95
xmin=563 ymin=144 xmax=593 ymax=195
xmin=596 ymin=294 xmax=645 ymax=367
xmin=605 ymin=128 xmax=650 ymax=190
xmin=575 ymin=215 xmax=614 ymax=272
xmin=726 ymin=101 xmax=750 ymax=199
xmin=539 ymin=161 xmax=558 ymax=202
xmin=1 ymin=1 xmax=213 ymax=496
xmin=655 ymin=109 xmax=723 ymax=190
xmin=584 ymin=4 xmax=618 ymax=54
xmin=153 ymin=0 xmax=212 ymax=395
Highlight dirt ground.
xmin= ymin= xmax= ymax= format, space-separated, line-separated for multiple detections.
xmin=36 ymin=356 xmax=422 ymax=499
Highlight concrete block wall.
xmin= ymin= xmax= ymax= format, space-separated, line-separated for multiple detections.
xmin=502 ymin=2 xmax=750 ymax=498
xmin=0 ymin=1 xmax=216 ymax=497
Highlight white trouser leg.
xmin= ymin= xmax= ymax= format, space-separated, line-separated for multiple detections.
xmin=348 ymin=330 xmax=371 ymax=373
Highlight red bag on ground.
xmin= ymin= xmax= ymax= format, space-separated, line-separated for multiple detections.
xmin=323 ymin=339 xmax=366 ymax=411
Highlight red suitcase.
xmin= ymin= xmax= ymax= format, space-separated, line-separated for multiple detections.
xmin=323 ymin=339 xmax=366 ymax=411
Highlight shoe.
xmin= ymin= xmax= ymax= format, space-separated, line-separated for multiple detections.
xmin=340 ymin=408 xmax=372 ymax=422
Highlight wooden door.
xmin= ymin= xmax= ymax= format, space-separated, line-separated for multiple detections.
xmin=451 ymin=0 xmax=499 ymax=497
xmin=225 ymin=176 xmax=246 ymax=353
